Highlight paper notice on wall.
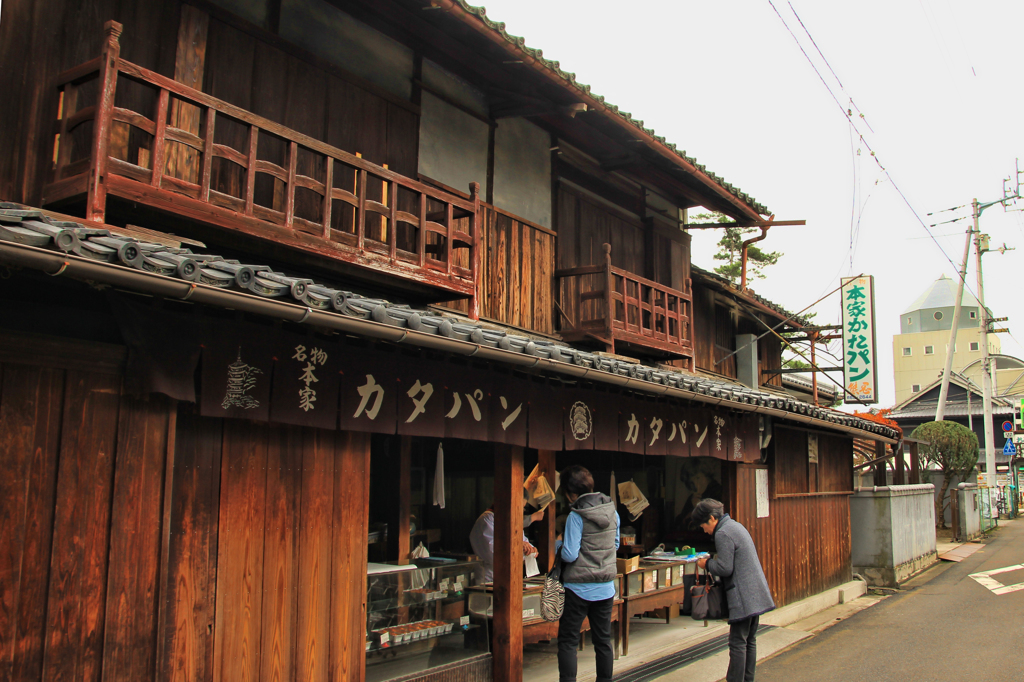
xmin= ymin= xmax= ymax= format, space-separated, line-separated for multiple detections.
xmin=756 ymin=469 xmax=770 ymax=518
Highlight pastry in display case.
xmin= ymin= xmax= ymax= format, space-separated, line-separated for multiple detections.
xmin=366 ymin=561 xmax=489 ymax=682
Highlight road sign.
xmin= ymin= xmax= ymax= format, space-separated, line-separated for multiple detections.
xmin=1003 ymin=421 xmax=1014 ymax=433
xmin=1003 ymin=439 xmax=1017 ymax=456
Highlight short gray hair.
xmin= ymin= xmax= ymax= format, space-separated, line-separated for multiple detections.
xmin=689 ymin=499 xmax=725 ymax=527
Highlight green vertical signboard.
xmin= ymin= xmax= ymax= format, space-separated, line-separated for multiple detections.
xmin=841 ymin=275 xmax=878 ymax=404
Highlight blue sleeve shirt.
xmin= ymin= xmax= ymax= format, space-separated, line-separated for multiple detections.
xmin=556 ymin=509 xmax=620 ymax=601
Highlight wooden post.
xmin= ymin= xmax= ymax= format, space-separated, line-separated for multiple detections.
xmin=537 ymin=449 xmax=557 ymax=572
xmin=492 ymin=444 xmax=524 ymax=682
xmin=330 ymin=430 xmax=371 ymax=682
xmin=603 ymin=243 xmax=615 ymax=355
xmin=150 ymin=89 xmax=169 ymax=188
xmin=86 ymin=20 xmax=123 ymax=222
xmin=244 ymin=126 xmax=258 ymax=216
xmin=168 ymin=4 xmax=209 ymax=184
xmin=322 ymin=157 xmax=334 ymax=239
xmin=909 ymin=441 xmax=921 ymax=485
xmin=387 ymin=436 xmax=413 ymax=564
xmin=894 ymin=442 xmax=906 ymax=485
xmin=285 ymin=140 xmax=297 ymax=229
xmin=873 ymin=441 xmax=887 ymax=487
xmin=469 ymin=181 xmax=481 ymax=320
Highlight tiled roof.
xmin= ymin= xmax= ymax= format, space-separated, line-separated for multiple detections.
xmin=690 ymin=265 xmax=812 ymax=327
xmin=781 ymin=373 xmax=839 ymax=400
xmin=449 ymin=2 xmax=769 ymax=216
xmin=0 ymin=204 xmax=898 ymax=441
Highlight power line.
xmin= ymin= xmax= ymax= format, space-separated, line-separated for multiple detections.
xmin=767 ymin=0 xmax=987 ymax=306
xmin=787 ymin=2 xmax=875 ymax=134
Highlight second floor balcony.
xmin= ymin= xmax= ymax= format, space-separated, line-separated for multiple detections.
xmin=43 ymin=22 xmax=481 ymax=316
xmin=556 ymin=243 xmax=694 ymax=368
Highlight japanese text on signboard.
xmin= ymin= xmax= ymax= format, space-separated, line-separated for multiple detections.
xmin=840 ymin=275 xmax=877 ymax=403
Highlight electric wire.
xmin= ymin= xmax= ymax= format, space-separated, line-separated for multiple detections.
xmin=767 ymin=0 xmax=985 ymax=305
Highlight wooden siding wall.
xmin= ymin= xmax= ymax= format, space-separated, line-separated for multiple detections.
xmin=691 ymin=286 xmax=738 ymax=378
xmin=443 ymin=205 xmax=555 ymax=334
xmin=759 ymin=334 xmax=783 ymax=388
xmin=556 ymin=185 xmax=645 ymax=335
xmin=0 ymin=0 xmax=180 ymax=205
xmin=690 ymin=285 xmax=785 ymax=385
xmin=730 ymin=429 xmax=855 ymax=606
xmin=0 ymin=345 xmax=373 ymax=682
xmin=0 ymin=0 xmax=419 ymax=224
xmin=201 ymin=15 xmax=420 ymax=230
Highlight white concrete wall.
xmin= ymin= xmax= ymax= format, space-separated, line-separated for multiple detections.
xmin=888 ymin=485 xmax=937 ymax=567
xmin=957 ymin=483 xmax=982 ymax=539
xmin=851 ymin=484 xmax=936 ymax=586
xmin=418 ymin=92 xmax=490 ymax=197
xmin=493 ymin=118 xmax=552 ymax=228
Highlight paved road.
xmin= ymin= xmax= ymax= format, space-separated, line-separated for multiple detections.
xmin=757 ymin=519 xmax=1024 ymax=682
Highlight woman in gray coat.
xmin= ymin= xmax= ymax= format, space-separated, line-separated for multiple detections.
xmin=692 ymin=499 xmax=774 ymax=682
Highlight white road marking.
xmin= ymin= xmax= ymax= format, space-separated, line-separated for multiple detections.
xmin=969 ymin=564 xmax=1024 ymax=595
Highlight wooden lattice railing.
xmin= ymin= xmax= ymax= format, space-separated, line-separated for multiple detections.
xmin=556 ymin=243 xmax=693 ymax=364
xmin=44 ymin=21 xmax=480 ymax=314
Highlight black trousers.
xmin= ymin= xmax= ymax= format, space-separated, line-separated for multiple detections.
xmin=727 ymin=615 xmax=759 ymax=682
xmin=557 ymin=589 xmax=614 ymax=682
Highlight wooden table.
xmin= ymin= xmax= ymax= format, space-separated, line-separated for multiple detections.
xmin=521 ymin=598 xmax=623 ymax=659
xmin=620 ymin=584 xmax=689 ymax=656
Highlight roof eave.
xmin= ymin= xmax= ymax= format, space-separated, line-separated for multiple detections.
xmin=435 ymin=0 xmax=767 ymax=221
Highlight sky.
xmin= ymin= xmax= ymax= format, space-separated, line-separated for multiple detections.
xmin=477 ymin=0 xmax=1024 ymax=409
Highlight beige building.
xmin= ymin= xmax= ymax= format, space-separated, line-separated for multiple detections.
xmin=892 ymin=275 xmax=1001 ymax=405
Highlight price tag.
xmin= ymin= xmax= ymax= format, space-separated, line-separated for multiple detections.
xmin=439 ymin=579 xmax=450 ymax=591
xmin=522 ymin=608 xmax=535 ymax=619
xmin=380 ymin=632 xmax=390 ymax=646
xmin=453 ymin=581 xmax=463 ymax=592
xmin=459 ymin=616 xmax=470 ymax=626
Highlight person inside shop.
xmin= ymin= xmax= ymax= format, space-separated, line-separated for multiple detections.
xmin=468 ymin=500 xmax=544 ymax=584
xmin=556 ymin=465 xmax=620 ymax=682
xmin=692 ymin=498 xmax=775 ymax=682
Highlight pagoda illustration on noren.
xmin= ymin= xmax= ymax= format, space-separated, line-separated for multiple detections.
xmin=221 ymin=347 xmax=262 ymax=410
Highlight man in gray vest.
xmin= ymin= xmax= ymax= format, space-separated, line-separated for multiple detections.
xmin=693 ymin=498 xmax=774 ymax=682
xmin=556 ymin=465 xmax=620 ymax=682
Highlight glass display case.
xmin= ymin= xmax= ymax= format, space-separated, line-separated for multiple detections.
xmin=366 ymin=561 xmax=489 ymax=682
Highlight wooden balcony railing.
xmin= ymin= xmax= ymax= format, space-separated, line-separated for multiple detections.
xmin=556 ymin=243 xmax=693 ymax=366
xmin=43 ymin=21 xmax=480 ymax=316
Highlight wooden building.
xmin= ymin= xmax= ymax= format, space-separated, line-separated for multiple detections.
xmin=0 ymin=2 xmax=900 ymax=681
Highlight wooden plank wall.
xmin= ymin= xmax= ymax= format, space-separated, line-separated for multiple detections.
xmin=730 ymin=429 xmax=854 ymax=607
xmin=0 ymin=356 xmax=175 ymax=682
xmin=759 ymin=334 xmax=783 ymax=388
xmin=0 ymin=338 xmax=373 ymax=682
xmin=0 ymin=0 xmax=420 ymax=223
xmin=555 ymin=185 xmax=647 ymax=337
xmin=0 ymin=0 xmax=180 ymax=206
xmin=442 ymin=204 xmax=556 ymax=335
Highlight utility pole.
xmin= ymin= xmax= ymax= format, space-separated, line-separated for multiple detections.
xmin=935 ymin=229 xmax=972 ymax=421
xmin=974 ymin=199 xmax=997 ymax=489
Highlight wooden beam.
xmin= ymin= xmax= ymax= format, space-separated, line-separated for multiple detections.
xmin=873 ymin=441 xmax=887 ymax=487
xmin=387 ymin=436 xmax=413 ymax=564
xmin=492 ymin=444 xmax=524 ymax=682
xmin=682 ymin=220 xmax=806 ymax=229
xmin=330 ymin=430 xmax=371 ymax=682
xmin=894 ymin=442 xmax=906 ymax=485
xmin=167 ymin=5 xmax=209 ymax=184
xmin=537 ymin=450 xmax=557 ymax=572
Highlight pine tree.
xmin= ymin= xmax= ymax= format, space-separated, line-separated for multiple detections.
xmin=693 ymin=212 xmax=782 ymax=284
